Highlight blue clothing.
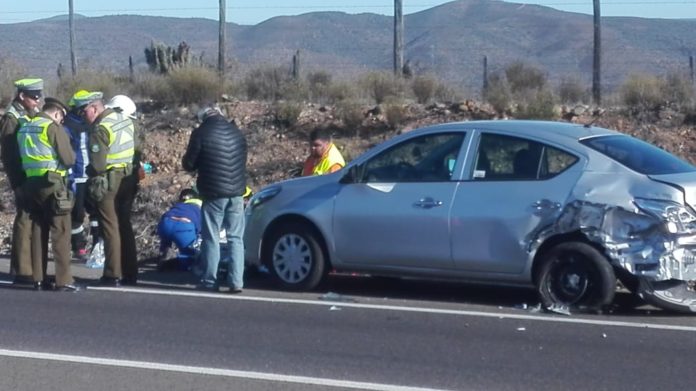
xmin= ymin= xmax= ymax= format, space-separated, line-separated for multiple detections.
xmin=63 ymin=112 xmax=89 ymax=183
xmin=162 ymin=202 xmax=202 ymax=233
xmin=199 ymin=196 xmax=245 ymax=289
xmin=157 ymin=218 xmax=198 ymax=262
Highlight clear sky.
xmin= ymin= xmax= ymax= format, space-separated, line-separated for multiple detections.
xmin=1 ymin=0 xmax=693 ymax=24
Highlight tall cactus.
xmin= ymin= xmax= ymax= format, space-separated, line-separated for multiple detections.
xmin=144 ymin=41 xmax=192 ymax=74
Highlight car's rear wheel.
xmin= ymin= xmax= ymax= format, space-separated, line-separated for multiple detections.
xmin=536 ymin=242 xmax=616 ymax=311
xmin=264 ymin=222 xmax=326 ymax=291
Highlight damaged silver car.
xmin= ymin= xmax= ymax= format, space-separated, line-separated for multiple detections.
xmin=244 ymin=120 xmax=696 ymax=313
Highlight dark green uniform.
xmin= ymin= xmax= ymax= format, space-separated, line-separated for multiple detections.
xmin=0 ymin=101 xmax=44 ymax=280
xmin=88 ymin=108 xmax=137 ymax=281
xmin=18 ymin=113 xmax=76 ymax=286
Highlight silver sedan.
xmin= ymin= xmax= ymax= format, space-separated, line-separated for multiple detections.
xmin=244 ymin=120 xmax=696 ymax=313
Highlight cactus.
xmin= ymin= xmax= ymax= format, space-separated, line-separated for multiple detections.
xmin=144 ymin=41 xmax=192 ymax=74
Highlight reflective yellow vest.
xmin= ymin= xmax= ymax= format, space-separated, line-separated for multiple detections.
xmin=184 ymin=198 xmax=202 ymax=207
xmin=100 ymin=111 xmax=135 ymax=170
xmin=17 ymin=116 xmax=66 ymax=177
xmin=309 ymin=143 xmax=345 ymax=176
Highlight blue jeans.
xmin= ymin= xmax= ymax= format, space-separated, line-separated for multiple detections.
xmin=199 ymin=196 xmax=245 ymax=289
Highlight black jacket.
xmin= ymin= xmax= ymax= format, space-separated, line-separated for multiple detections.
xmin=182 ymin=115 xmax=247 ymax=199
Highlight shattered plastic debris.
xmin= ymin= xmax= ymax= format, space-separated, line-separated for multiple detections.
xmin=514 ymin=303 xmax=529 ymax=310
xmin=544 ymin=304 xmax=571 ymax=316
xmin=329 ymin=305 xmax=341 ymax=311
xmin=85 ymin=239 xmax=105 ymax=269
xmin=602 ymin=333 xmax=607 ymax=338
xmin=516 ymin=327 xmax=526 ymax=331
xmin=319 ymin=292 xmax=357 ymax=303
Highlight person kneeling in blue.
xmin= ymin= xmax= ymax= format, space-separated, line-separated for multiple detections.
xmin=157 ymin=188 xmax=202 ymax=270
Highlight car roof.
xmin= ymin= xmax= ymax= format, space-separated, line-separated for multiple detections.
xmin=411 ymin=120 xmax=620 ymax=144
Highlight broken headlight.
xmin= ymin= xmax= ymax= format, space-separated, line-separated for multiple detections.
xmin=634 ymin=198 xmax=696 ymax=234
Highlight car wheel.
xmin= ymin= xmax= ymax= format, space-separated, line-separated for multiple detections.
xmin=536 ymin=242 xmax=616 ymax=311
xmin=264 ymin=222 xmax=326 ymax=291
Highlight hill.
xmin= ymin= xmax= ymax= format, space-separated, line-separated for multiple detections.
xmin=0 ymin=0 xmax=695 ymax=93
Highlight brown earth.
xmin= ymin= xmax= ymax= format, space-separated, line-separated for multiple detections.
xmin=1 ymin=100 xmax=695 ymax=259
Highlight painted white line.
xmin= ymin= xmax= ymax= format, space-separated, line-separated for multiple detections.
xmin=87 ymin=286 xmax=696 ymax=333
xmin=0 ymin=348 xmax=447 ymax=391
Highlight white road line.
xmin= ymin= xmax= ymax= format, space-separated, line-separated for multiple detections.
xmin=0 ymin=348 xmax=448 ymax=391
xmin=87 ymin=286 xmax=696 ymax=333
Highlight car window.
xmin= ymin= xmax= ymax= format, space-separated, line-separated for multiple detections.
xmin=581 ymin=135 xmax=696 ymax=175
xmin=474 ymin=133 xmax=577 ymax=181
xmin=361 ymin=133 xmax=465 ymax=182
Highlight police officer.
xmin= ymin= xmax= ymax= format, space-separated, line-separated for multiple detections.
xmin=17 ymin=98 xmax=78 ymax=291
xmin=72 ymin=91 xmax=137 ymax=286
xmin=0 ymin=78 xmax=45 ymax=286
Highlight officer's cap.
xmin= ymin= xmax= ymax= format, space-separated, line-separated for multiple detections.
xmin=43 ymin=97 xmax=69 ymax=116
xmin=70 ymin=90 xmax=103 ymax=109
xmin=14 ymin=78 xmax=44 ymax=99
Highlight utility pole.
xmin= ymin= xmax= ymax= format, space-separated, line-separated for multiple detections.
xmin=592 ymin=0 xmax=601 ymax=105
xmin=394 ymin=0 xmax=403 ymax=77
xmin=69 ymin=0 xmax=77 ymax=76
xmin=482 ymin=56 xmax=489 ymax=98
xmin=218 ymin=0 xmax=226 ymax=78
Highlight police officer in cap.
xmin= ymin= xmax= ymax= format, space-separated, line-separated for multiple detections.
xmin=1 ymin=78 xmax=46 ymax=284
xmin=16 ymin=97 xmax=78 ymax=291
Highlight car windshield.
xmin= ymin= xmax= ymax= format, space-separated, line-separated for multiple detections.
xmin=581 ymin=134 xmax=696 ymax=175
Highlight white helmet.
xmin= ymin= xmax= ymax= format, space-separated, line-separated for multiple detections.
xmin=105 ymin=95 xmax=137 ymax=119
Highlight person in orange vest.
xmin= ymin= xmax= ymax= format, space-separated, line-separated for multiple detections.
xmin=301 ymin=129 xmax=345 ymax=176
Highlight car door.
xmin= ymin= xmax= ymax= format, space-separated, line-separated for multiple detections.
xmin=332 ymin=131 xmax=467 ymax=269
xmin=451 ymin=132 xmax=583 ymax=274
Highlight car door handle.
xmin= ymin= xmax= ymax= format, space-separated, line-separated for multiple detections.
xmin=414 ymin=197 xmax=443 ymax=209
xmin=532 ymin=199 xmax=561 ymax=210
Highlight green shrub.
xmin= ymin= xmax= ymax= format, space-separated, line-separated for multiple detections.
xmin=360 ymin=71 xmax=404 ymax=104
xmin=505 ymin=62 xmax=546 ymax=94
xmin=412 ymin=75 xmax=437 ymax=104
xmin=620 ymin=73 xmax=665 ymax=110
xmin=324 ymin=82 xmax=358 ymax=105
xmin=558 ymin=77 xmax=588 ymax=104
xmin=275 ymin=100 xmax=304 ymax=128
xmin=335 ymin=99 xmax=364 ymax=130
xmin=662 ymin=72 xmax=695 ymax=108
xmin=515 ymin=89 xmax=557 ymax=120
xmin=0 ymin=58 xmax=26 ymax=107
xmin=434 ymin=83 xmax=463 ymax=103
xmin=245 ymin=66 xmax=293 ymax=101
xmin=55 ymin=69 xmax=124 ymax=103
xmin=383 ymin=98 xmax=408 ymax=129
xmin=485 ymin=74 xmax=512 ymax=115
xmin=167 ymin=66 xmax=221 ymax=105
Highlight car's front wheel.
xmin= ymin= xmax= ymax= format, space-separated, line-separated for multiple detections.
xmin=536 ymin=242 xmax=616 ymax=311
xmin=264 ymin=222 xmax=326 ymax=291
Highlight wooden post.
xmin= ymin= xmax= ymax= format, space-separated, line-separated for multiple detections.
xmin=292 ymin=50 xmax=301 ymax=80
xmin=57 ymin=63 xmax=64 ymax=80
xmin=69 ymin=0 xmax=77 ymax=76
xmin=394 ymin=0 xmax=403 ymax=77
xmin=129 ymin=55 xmax=134 ymax=83
xmin=592 ymin=0 xmax=602 ymax=105
xmin=482 ymin=56 xmax=489 ymax=98
xmin=690 ymin=55 xmax=694 ymax=84
xmin=218 ymin=0 xmax=226 ymax=78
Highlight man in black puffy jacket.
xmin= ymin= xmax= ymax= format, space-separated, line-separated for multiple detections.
xmin=182 ymin=106 xmax=248 ymax=292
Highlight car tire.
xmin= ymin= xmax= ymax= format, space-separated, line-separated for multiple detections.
xmin=264 ymin=222 xmax=326 ymax=291
xmin=536 ymin=242 xmax=616 ymax=311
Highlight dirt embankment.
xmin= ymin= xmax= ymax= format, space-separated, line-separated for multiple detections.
xmin=1 ymin=100 xmax=695 ymax=258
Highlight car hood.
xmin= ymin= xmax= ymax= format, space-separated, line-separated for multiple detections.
xmin=649 ymin=172 xmax=696 ymax=208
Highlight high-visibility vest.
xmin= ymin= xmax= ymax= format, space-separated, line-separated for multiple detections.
xmin=309 ymin=143 xmax=345 ymax=176
xmin=5 ymin=104 xmax=30 ymax=127
xmin=184 ymin=198 xmax=202 ymax=207
xmin=17 ymin=116 xmax=66 ymax=177
xmin=99 ymin=111 xmax=135 ymax=170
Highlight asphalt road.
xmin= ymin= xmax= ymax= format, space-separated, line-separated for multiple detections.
xmin=1 ymin=259 xmax=696 ymax=390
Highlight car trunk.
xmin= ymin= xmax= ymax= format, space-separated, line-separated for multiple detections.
xmin=649 ymin=172 xmax=696 ymax=209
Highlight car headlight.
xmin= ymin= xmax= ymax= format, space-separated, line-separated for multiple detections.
xmin=246 ymin=185 xmax=282 ymax=214
xmin=634 ymin=198 xmax=696 ymax=234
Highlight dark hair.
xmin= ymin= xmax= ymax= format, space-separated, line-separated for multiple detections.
xmin=178 ymin=188 xmax=199 ymax=202
xmin=309 ymin=128 xmax=332 ymax=142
